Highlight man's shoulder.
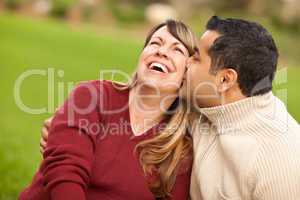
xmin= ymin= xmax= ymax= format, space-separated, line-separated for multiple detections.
xmin=249 ymin=121 xmax=300 ymax=169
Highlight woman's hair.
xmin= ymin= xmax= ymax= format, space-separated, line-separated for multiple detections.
xmin=117 ymin=20 xmax=198 ymax=199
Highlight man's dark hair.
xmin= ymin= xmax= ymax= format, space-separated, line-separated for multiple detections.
xmin=206 ymin=16 xmax=279 ymax=97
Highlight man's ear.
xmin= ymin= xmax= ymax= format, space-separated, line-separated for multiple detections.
xmin=216 ymin=68 xmax=238 ymax=93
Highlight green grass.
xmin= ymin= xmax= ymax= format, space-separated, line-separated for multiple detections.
xmin=0 ymin=12 xmax=299 ymax=200
xmin=0 ymin=12 xmax=142 ymax=199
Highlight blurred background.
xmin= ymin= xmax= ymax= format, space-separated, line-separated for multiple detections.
xmin=0 ymin=0 xmax=299 ymax=199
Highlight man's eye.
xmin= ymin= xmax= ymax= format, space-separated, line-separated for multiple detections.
xmin=193 ymin=53 xmax=200 ymax=61
xmin=194 ymin=57 xmax=200 ymax=62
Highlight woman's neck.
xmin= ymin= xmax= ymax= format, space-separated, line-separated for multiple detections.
xmin=128 ymin=84 xmax=176 ymax=136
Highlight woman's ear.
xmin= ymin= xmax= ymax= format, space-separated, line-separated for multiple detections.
xmin=216 ymin=68 xmax=238 ymax=93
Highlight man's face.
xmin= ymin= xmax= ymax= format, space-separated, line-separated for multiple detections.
xmin=180 ymin=30 xmax=221 ymax=109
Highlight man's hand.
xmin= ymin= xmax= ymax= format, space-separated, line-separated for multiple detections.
xmin=40 ymin=117 xmax=53 ymax=154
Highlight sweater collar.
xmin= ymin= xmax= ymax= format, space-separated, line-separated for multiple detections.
xmin=199 ymin=92 xmax=275 ymax=133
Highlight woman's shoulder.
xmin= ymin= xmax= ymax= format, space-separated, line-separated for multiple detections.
xmin=70 ymin=80 xmax=129 ymax=113
xmin=76 ymin=80 xmax=128 ymax=93
xmin=71 ymin=80 xmax=126 ymax=97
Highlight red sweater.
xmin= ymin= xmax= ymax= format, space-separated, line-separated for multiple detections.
xmin=19 ymin=80 xmax=192 ymax=200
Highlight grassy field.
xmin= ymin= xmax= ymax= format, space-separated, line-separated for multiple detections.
xmin=0 ymin=12 xmax=299 ymax=199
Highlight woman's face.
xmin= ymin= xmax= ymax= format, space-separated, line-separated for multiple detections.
xmin=136 ymin=26 xmax=190 ymax=93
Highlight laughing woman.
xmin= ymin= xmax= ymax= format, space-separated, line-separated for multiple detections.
xmin=19 ymin=20 xmax=198 ymax=200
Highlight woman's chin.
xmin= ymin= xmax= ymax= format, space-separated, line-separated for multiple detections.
xmin=138 ymin=77 xmax=164 ymax=88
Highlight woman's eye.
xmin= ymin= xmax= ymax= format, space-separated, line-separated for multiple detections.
xmin=174 ymin=47 xmax=184 ymax=54
xmin=150 ymin=41 xmax=160 ymax=46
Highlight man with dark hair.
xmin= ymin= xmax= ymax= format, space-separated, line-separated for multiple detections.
xmin=206 ymin=16 xmax=278 ymax=96
xmin=181 ymin=16 xmax=300 ymax=200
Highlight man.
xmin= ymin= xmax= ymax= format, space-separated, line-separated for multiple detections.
xmin=181 ymin=16 xmax=300 ymax=200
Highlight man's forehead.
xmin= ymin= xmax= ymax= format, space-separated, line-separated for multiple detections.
xmin=201 ymin=30 xmax=220 ymax=39
xmin=199 ymin=30 xmax=220 ymax=49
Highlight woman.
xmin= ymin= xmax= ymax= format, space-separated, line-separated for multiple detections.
xmin=20 ymin=20 xmax=198 ymax=200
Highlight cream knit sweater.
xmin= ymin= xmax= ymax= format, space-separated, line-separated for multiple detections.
xmin=190 ymin=92 xmax=300 ymax=200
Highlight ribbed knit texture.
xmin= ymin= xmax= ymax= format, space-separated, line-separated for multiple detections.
xmin=190 ymin=92 xmax=300 ymax=200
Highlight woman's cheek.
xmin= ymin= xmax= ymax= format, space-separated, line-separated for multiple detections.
xmin=178 ymin=58 xmax=188 ymax=74
xmin=140 ymin=47 xmax=152 ymax=57
xmin=146 ymin=46 xmax=157 ymax=54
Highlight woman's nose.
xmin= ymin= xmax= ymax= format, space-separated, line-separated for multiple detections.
xmin=156 ymin=46 xmax=168 ymax=58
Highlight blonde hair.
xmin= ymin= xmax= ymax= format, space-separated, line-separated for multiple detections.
xmin=116 ymin=20 xmax=198 ymax=199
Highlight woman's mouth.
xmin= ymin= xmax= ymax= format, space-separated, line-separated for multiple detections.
xmin=148 ymin=62 xmax=169 ymax=73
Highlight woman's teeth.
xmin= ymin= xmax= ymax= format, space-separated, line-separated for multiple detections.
xmin=149 ymin=62 xmax=168 ymax=73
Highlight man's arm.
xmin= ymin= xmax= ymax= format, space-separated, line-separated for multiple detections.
xmin=40 ymin=117 xmax=52 ymax=154
xmin=250 ymin=138 xmax=300 ymax=200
